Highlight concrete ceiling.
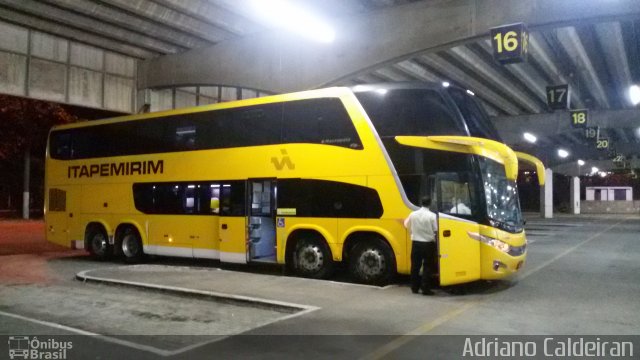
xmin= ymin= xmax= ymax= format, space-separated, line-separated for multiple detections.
xmin=1 ymin=0 xmax=639 ymax=170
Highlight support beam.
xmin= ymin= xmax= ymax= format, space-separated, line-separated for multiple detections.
xmin=595 ymin=22 xmax=632 ymax=108
xmin=418 ymin=54 xmax=521 ymax=115
xmin=447 ymin=45 xmax=543 ymax=113
xmin=528 ymin=33 xmax=585 ymax=109
xmin=478 ymin=40 xmax=549 ymax=105
xmin=555 ymin=27 xmax=610 ymax=109
xmin=41 ymin=0 xmax=211 ymax=49
xmin=393 ymin=60 xmax=440 ymax=82
xmin=0 ymin=0 xmax=185 ymax=54
xmin=138 ymin=0 xmax=640 ymax=92
xmin=0 ymin=7 xmax=156 ymax=58
xmin=98 ymin=0 xmax=234 ymax=42
xmin=492 ymin=108 xmax=640 ymax=143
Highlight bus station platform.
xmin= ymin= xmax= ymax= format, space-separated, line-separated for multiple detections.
xmin=1 ymin=214 xmax=639 ymax=358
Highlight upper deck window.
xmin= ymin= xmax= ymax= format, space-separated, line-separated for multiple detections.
xmin=49 ymin=97 xmax=362 ymax=160
xmin=355 ymin=89 xmax=467 ymax=138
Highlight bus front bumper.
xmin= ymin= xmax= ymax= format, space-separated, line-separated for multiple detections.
xmin=480 ymin=245 xmax=526 ymax=280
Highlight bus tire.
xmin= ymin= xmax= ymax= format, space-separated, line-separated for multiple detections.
xmin=86 ymin=225 xmax=112 ymax=261
xmin=349 ymin=240 xmax=395 ymax=286
xmin=292 ymin=235 xmax=334 ymax=279
xmin=119 ymin=227 xmax=144 ymax=264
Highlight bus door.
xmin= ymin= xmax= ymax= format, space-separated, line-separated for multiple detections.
xmin=218 ymin=181 xmax=248 ymax=264
xmin=247 ymin=179 xmax=277 ymax=263
xmin=433 ymin=173 xmax=481 ymax=286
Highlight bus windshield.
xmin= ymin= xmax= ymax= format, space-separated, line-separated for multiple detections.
xmin=478 ymin=157 xmax=524 ymax=233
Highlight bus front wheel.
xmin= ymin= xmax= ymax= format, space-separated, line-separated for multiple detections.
xmin=119 ymin=227 xmax=144 ymax=263
xmin=86 ymin=226 xmax=112 ymax=261
xmin=292 ymin=236 xmax=334 ymax=279
xmin=349 ymin=240 xmax=395 ymax=286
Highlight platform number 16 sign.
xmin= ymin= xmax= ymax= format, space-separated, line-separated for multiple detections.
xmin=490 ymin=23 xmax=529 ymax=64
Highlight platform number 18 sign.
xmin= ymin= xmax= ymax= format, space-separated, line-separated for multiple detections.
xmin=570 ymin=109 xmax=588 ymax=128
xmin=490 ymin=23 xmax=529 ymax=64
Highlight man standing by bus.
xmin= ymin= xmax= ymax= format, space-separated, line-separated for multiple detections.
xmin=404 ymin=196 xmax=438 ymax=295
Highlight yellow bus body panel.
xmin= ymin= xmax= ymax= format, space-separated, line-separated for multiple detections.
xmin=438 ymin=216 xmax=481 ymax=285
xmin=44 ymin=86 xmax=526 ymax=282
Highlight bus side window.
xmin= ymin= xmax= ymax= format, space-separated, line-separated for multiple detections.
xmin=220 ymin=182 xmax=245 ymax=216
xmin=184 ymin=184 xmax=197 ymax=213
xmin=199 ymin=183 xmax=220 ymax=214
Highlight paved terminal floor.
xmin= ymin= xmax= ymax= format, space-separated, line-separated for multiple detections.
xmin=0 ymin=214 xmax=638 ymax=358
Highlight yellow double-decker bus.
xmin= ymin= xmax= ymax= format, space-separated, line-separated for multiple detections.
xmin=45 ymin=83 xmax=535 ymax=285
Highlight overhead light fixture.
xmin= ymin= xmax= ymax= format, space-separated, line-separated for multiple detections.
xmin=251 ymin=0 xmax=335 ymax=43
xmin=577 ymin=159 xmax=585 ymax=166
xmin=376 ymin=89 xmax=388 ymax=95
xmin=591 ymin=167 xmax=599 ymax=175
xmin=523 ymin=132 xmax=537 ymax=143
xmin=599 ymin=171 xmax=607 ymax=178
xmin=629 ymin=85 xmax=640 ymax=106
xmin=557 ymin=149 xmax=569 ymax=158
xmin=442 ymin=81 xmax=450 ymax=88
xmin=466 ymin=89 xmax=475 ymax=96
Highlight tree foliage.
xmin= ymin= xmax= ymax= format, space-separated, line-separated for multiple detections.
xmin=0 ymin=95 xmax=77 ymax=215
xmin=0 ymin=94 xmax=77 ymax=160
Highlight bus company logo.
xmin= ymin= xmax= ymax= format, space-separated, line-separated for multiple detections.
xmin=8 ymin=336 xmax=73 ymax=359
xmin=67 ymin=160 xmax=164 ymax=178
xmin=271 ymin=149 xmax=295 ymax=170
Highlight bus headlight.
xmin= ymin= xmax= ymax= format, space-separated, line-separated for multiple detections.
xmin=467 ymin=232 xmax=511 ymax=253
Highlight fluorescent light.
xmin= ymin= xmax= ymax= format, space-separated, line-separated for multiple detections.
xmin=577 ymin=159 xmax=585 ymax=166
xmin=466 ymin=89 xmax=475 ymax=96
xmin=523 ymin=132 xmax=537 ymax=143
xmin=442 ymin=81 xmax=450 ymax=88
xmin=376 ymin=89 xmax=388 ymax=95
xmin=557 ymin=149 xmax=569 ymax=158
xmin=629 ymin=85 xmax=640 ymax=106
xmin=251 ymin=0 xmax=335 ymax=43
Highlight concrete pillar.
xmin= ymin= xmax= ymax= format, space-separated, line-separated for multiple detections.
xmin=570 ymin=176 xmax=580 ymax=214
xmin=540 ymin=168 xmax=553 ymax=218
xmin=22 ymin=150 xmax=30 ymax=220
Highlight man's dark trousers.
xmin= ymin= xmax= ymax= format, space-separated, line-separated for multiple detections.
xmin=410 ymin=240 xmax=437 ymax=293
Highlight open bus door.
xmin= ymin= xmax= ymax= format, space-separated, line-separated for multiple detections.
xmin=432 ymin=173 xmax=481 ymax=286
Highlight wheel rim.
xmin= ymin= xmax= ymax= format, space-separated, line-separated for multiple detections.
xmin=121 ymin=234 xmax=139 ymax=258
xmin=357 ymin=248 xmax=386 ymax=277
xmin=297 ymin=243 xmax=324 ymax=272
xmin=91 ymin=233 xmax=107 ymax=256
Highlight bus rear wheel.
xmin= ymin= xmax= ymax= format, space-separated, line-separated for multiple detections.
xmin=119 ymin=227 xmax=144 ymax=263
xmin=87 ymin=226 xmax=112 ymax=261
xmin=292 ymin=236 xmax=334 ymax=279
xmin=349 ymin=240 xmax=395 ymax=286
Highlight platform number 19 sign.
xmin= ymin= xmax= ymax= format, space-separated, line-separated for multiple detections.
xmin=570 ymin=109 xmax=588 ymax=128
xmin=490 ymin=23 xmax=529 ymax=64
